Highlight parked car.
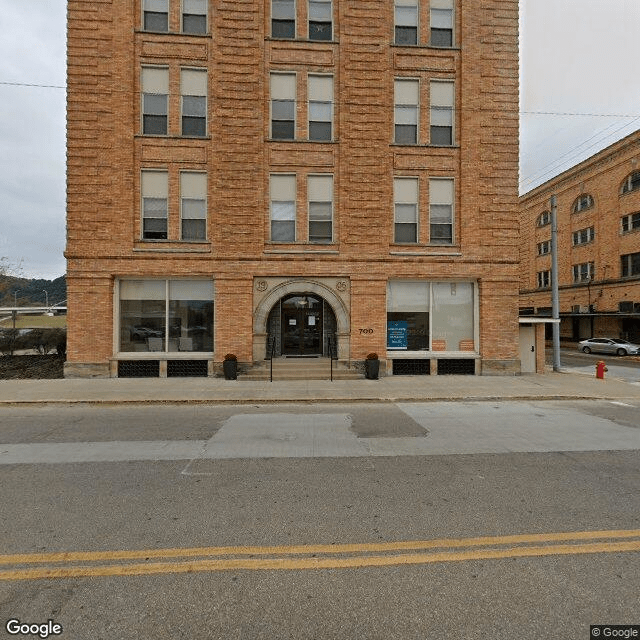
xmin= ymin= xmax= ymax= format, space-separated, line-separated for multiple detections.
xmin=577 ymin=338 xmax=640 ymax=356
xmin=129 ymin=325 xmax=163 ymax=340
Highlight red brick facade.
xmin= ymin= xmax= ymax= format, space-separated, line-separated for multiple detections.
xmin=65 ymin=0 xmax=520 ymax=377
xmin=520 ymin=130 xmax=640 ymax=343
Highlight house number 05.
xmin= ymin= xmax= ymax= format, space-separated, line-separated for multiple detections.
xmin=359 ymin=328 xmax=374 ymax=334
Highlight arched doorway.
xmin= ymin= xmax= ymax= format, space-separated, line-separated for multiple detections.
xmin=266 ymin=293 xmax=337 ymax=357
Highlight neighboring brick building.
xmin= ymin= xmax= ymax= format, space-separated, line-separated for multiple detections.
xmin=519 ymin=129 xmax=640 ymax=344
xmin=65 ymin=0 xmax=520 ymax=378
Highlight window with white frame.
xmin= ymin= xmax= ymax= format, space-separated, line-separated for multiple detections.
xmin=572 ymin=226 xmax=594 ymax=246
xmin=387 ymin=281 xmax=430 ymax=350
xmin=621 ymin=212 xmax=640 ymax=233
xmin=429 ymin=178 xmax=453 ymax=244
xmin=394 ymin=177 xmax=418 ymax=243
xmin=621 ymin=252 xmax=640 ymax=277
xmin=430 ymin=0 xmax=453 ymax=46
xmin=270 ymin=174 xmax=296 ymax=241
xmin=308 ymin=75 xmax=333 ymax=141
xmin=537 ymin=270 xmax=550 ymax=288
xmin=572 ymin=194 xmax=594 ymax=213
xmin=430 ymin=80 xmax=454 ymax=145
xmin=119 ymin=279 xmax=214 ymax=353
xmin=621 ymin=171 xmax=640 ymax=195
xmin=537 ymin=240 xmax=550 ymax=256
xmin=142 ymin=67 xmax=169 ymax=135
xmin=572 ymin=262 xmax=594 ymax=283
xmin=180 ymin=172 xmax=207 ymax=241
xmin=394 ymin=0 xmax=418 ymax=45
xmin=141 ymin=170 xmax=168 ymax=240
xmin=272 ymin=0 xmax=295 ymax=38
xmin=394 ymin=79 xmax=419 ymax=144
xmin=181 ymin=69 xmax=207 ymax=137
xmin=308 ymin=175 xmax=333 ymax=243
xmin=182 ymin=0 xmax=207 ymax=34
xmin=143 ymin=0 xmax=169 ymax=32
xmin=309 ymin=0 xmax=332 ymax=40
xmin=271 ymin=73 xmax=296 ymax=140
xmin=537 ymin=210 xmax=551 ymax=227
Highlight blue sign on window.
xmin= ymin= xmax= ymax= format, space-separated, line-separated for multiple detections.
xmin=387 ymin=320 xmax=408 ymax=350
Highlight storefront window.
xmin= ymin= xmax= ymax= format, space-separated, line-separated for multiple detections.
xmin=119 ymin=279 xmax=214 ymax=353
xmin=387 ymin=280 xmax=475 ymax=352
xmin=387 ymin=281 xmax=430 ymax=350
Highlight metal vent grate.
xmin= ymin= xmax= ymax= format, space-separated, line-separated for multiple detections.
xmin=118 ymin=360 xmax=160 ymax=378
xmin=437 ymin=359 xmax=475 ymax=375
xmin=167 ymin=360 xmax=208 ymax=377
xmin=392 ymin=359 xmax=431 ymax=375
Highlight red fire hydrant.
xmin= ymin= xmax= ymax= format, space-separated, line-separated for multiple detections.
xmin=595 ymin=361 xmax=608 ymax=379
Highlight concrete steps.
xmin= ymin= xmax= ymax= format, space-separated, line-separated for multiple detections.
xmin=243 ymin=357 xmax=362 ymax=381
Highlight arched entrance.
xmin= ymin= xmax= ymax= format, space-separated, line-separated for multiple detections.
xmin=266 ymin=293 xmax=337 ymax=357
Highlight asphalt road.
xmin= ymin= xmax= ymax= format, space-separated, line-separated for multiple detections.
xmin=550 ymin=347 xmax=640 ymax=383
xmin=0 ymin=401 xmax=639 ymax=640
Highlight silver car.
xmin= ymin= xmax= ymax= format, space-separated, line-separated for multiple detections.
xmin=578 ymin=338 xmax=640 ymax=356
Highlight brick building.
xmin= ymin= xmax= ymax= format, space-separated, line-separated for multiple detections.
xmin=64 ymin=0 xmax=520 ymax=378
xmin=519 ymin=129 xmax=640 ymax=344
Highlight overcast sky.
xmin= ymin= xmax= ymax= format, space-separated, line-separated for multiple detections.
xmin=1 ymin=0 xmax=639 ymax=279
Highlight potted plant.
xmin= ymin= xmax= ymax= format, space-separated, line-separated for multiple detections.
xmin=364 ymin=352 xmax=379 ymax=380
xmin=223 ymin=353 xmax=238 ymax=380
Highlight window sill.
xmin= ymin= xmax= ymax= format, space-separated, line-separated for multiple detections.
xmin=391 ymin=143 xmax=459 ymax=149
xmin=134 ymin=242 xmax=211 ymax=253
xmin=391 ymin=44 xmax=460 ymax=51
xmin=267 ymin=138 xmax=338 ymax=144
xmin=386 ymin=351 xmax=478 ymax=358
xmin=136 ymin=29 xmax=212 ymax=38
xmin=114 ymin=353 xmax=213 ymax=360
xmin=136 ymin=134 xmax=211 ymax=141
xmin=266 ymin=37 xmax=338 ymax=45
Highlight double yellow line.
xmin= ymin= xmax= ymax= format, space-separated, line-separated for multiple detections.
xmin=1 ymin=529 xmax=639 ymax=581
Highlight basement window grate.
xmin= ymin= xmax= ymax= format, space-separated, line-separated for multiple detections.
xmin=437 ymin=359 xmax=476 ymax=375
xmin=392 ymin=359 xmax=431 ymax=375
xmin=118 ymin=360 xmax=160 ymax=378
xmin=167 ymin=360 xmax=208 ymax=377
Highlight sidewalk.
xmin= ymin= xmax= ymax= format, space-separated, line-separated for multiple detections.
xmin=0 ymin=369 xmax=638 ymax=405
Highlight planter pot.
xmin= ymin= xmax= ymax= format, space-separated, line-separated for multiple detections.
xmin=364 ymin=359 xmax=379 ymax=380
xmin=223 ymin=359 xmax=237 ymax=380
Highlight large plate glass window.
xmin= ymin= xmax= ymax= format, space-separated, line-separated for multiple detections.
xmin=119 ymin=280 xmax=214 ymax=353
xmin=431 ymin=282 xmax=474 ymax=352
xmin=387 ymin=281 xmax=430 ymax=350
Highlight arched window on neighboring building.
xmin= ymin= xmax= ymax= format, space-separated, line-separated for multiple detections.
xmin=621 ymin=171 xmax=640 ymax=195
xmin=572 ymin=194 xmax=594 ymax=213
xmin=536 ymin=210 xmax=550 ymax=227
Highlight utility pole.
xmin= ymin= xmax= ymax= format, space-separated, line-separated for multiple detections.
xmin=43 ymin=289 xmax=49 ymax=308
xmin=550 ymin=195 xmax=561 ymax=372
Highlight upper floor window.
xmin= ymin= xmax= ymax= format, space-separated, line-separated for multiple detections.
xmin=621 ymin=212 xmax=640 ymax=234
xmin=536 ymin=210 xmax=551 ymax=227
xmin=272 ymin=0 xmax=295 ymax=38
xmin=394 ymin=79 xmax=419 ymax=144
xmin=270 ymin=73 xmax=296 ymax=140
xmin=430 ymin=0 xmax=454 ymax=47
xmin=537 ymin=240 xmax=550 ymax=256
xmin=621 ymin=171 xmax=640 ymax=195
xmin=143 ymin=0 xmax=169 ymax=32
xmin=141 ymin=170 xmax=168 ymax=240
xmin=572 ymin=194 xmax=594 ymax=213
xmin=537 ymin=270 xmax=550 ymax=289
xmin=308 ymin=175 xmax=333 ymax=243
xmin=181 ymin=69 xmax=207 ymax=137
xmin=572 ymin=262 xmax=594 ymax=283
xmin=621 ymin=252 xmax=640 ymax=278
xmin=141 ymin=67 xmax=169 ymax=135
xmin=395 ymin=0 xmax=418 ymax=45
xmin=309 ymin=0 xmax=332 ymax=40
xmin=270 ymin=174 xmax=297 ymax=241
xmin=430 ymin=80 xmax=454 ymax=146
xmin=308 ymin=75 xmax=333 ymax=141
xmin=429 ymin=178 xmax=454 ymax=244
xmin=182 ymin=0 xmax=207 ymax=34
xmin=180 ymin=172 xmax=207 ymax=241
xmin=394 ymin=177 xmax=419 ymax=243
xmin=572 ymin=226 xmax=594 ymax=246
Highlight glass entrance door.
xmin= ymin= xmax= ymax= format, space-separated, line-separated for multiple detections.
xmin=281 ymin=295 xmax=323 ymax=355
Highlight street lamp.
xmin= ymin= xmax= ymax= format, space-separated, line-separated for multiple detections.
xmin=43 ymin=290 xmax=49 ymax=307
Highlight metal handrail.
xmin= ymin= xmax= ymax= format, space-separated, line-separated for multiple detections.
xmin=328 ymin=334 xmax=338 ymax=382
xmin=267 ymin=336 xmax=276 ymax=382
